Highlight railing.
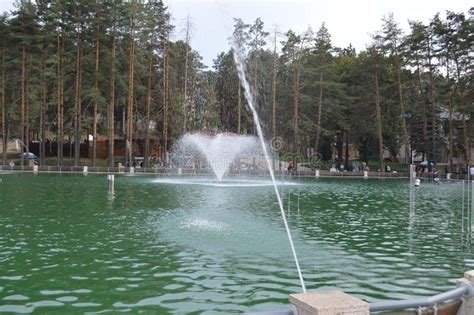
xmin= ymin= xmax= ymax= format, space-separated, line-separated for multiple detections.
xmin=0 ymin=165 xmax=408 ymax=177
xmin=369 ymin=284 xmax=471 ymax=312
xmin=2 ymin=164 xmax=470 ymax=180
xmin=247 ymin=283 xmax=472 ymax=315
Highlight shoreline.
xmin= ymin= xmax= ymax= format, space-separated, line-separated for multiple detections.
xmin=0 ymin=165 xmax=467 ymax=180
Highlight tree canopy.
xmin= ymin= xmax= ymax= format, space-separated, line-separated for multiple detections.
xmin=0 ymin=1 xmax=472 ymax=171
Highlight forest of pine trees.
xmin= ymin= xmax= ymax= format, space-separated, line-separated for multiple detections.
xmin=0 ymin=1 xmax=472 ymax=171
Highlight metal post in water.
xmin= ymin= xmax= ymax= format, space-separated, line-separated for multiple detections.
xmin=462 ymin=180 xmax=465 ymax=235
xmin=297 ymin=169 xmax=301 ymax=215
xmin=468 ymin=166 xmax=471 ymax=229
xmin=280 ymin=172 xmax=285 ymax=200
xmin=467 ymin=167 xmax=471 ymax=239
xmin=288 ymin=186 xmax=291 ymax=215
xmin=409 ymin=164 xmax=416 ymax=229
xmin=471 ymin=179 xmax=474 ymax=239
xmin=108 ymin=174 xmax=115 ymax=192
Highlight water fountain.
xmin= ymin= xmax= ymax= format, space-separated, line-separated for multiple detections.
xmin=175 ymin=132 xmax=261 ymax=181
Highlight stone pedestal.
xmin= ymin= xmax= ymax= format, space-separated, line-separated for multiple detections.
xmin=289 ymin=291 xmax=369 ymax=315
xmin=456 ymin=270 xmax=474 ymax=315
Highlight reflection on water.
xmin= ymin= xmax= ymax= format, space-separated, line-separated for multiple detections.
xmin=0 ymin=174 xmax=472 ymax=314
xmin=151 ymin=177 xmax=298 ymax=187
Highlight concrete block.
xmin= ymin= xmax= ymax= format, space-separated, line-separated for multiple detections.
xmin=456 ymin=271 xmax=474 ymax=315
xmin=289 ymin=291 xmax=369 ymax=315
xmin=464 ymin=270 xmax=474 ymax=283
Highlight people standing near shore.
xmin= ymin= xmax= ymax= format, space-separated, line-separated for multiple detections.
xmin=287 ymin=160 xmax=294 ymax=175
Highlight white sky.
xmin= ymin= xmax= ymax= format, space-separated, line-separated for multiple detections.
xmin=0 ymin=0 xmax=470 ymax=67
xmin=165 ymin=0 xmax=470 ymax=67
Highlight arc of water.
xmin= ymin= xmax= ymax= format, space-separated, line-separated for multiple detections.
xmin=232 ymin=41 xmax=306 ymax=293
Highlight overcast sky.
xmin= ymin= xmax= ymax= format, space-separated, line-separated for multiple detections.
xmin=165 ymin=0 xmax=470 ymax=68
xmin=0 ymin=0 xmax=470 ymax=67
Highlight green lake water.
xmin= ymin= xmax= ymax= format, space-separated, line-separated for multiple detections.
xmin=0 ymin=173 xmax=473 ymax=314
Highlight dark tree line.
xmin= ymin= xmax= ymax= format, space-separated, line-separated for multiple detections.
xmin=0 ymin=1 xmax=472 ymax=171
xmin=0 ymin=0 xmax=203 ymax=167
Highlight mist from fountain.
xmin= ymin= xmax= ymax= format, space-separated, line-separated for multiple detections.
xmin=176 ymin=133 xmax=261 ymax=181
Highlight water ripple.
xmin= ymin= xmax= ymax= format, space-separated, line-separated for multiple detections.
xmin=0 ymin=174 xmax=472 ymax=313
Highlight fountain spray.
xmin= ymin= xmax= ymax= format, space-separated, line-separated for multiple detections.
xmin=232 ymin=40 xmax=306 ymax=292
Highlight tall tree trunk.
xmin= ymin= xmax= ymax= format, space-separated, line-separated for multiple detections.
xmin=126 ymin=29 xmax=135 ymax=167
xmin=428 ymin=74 xmax=437 ymax=162
xmin=444 ymin=60 xmax=453 ymax=172
xmin=271 ymin=28 xmax=277 ymax=139
xmin=144 ymin=49 xmax=152 ymax=167
xmin=108 ymin=33 xmax=116 ymax=167
xmin=395 ymin=61 xmax=409 ymax=163
xmin=454 ymin=61 xmax=470 ymax=168
xmin=40 ymin=47 xmax=47 ymax=166
xmin=57 ymin=33 xmax=64 ymax=166
xmin=1 ymin=43 xmax=6 ymax=165
xmin=448 ymin=99 xmax=453 ymax=171
xmin=374 ymin=64 xmax=384 ymax=171
xmin=315 ymin=68 xmax=323 ymax=152
xmin=416 ymin=66 xmax=428 ymax=160
xmin=25 ymin=52 xmax=29 ymax=155
xmin=292 ymin=64 xmax=300 ymax=154
xmin=20 ymin=44 xmax=26 ymax=166
xmin=252 ymin=48 xmax=258 ymax=136
xmin=427 ymin=41 xmax=437 ymax=162
xmin=460 ymin=91 xmax=469 ymax=167
xmin=183 ymin=16 xmax=191 ymax=133
xmin=40 ymin=76 xmax=46 ymax=166
xmin=92 ymin=11 xmax=100 ymax=167
xmin=74 ymin=41 xmax=82 ymax=167
xmin=344 ymin=131 xmax=349 ymax=170
xmin=463 ymin=111 xmax=470 ymax=168
xmin=336 ymin=130 xmax=343 ymax=169
xmin=162 ymin=21 xmax=169 ymax=165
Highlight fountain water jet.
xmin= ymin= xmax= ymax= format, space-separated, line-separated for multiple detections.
xmin=176 ymin=132 xmax=261 ymax=181
xmin=231 ymin=40 xmax=306 ymax=292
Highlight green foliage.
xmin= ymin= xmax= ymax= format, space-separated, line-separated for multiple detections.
xmin=0 ymin=3 xmax=471 ymax=168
